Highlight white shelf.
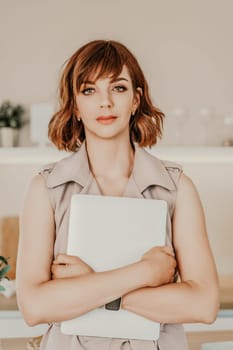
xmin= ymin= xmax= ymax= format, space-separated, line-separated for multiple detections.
xmin=0 ymin=147 xmax=68 ymax=164
xmin=149 ymin=146 xmax=233 ymax=164
xmin=0 ymin=146 xmax=233 ymax=164
xmin=184 ymin=316 xmax=233 ymax=332
xmin=0 ymin=311 xmax=48 ymax=338
xmin=0 ymin=310 xmax=232 ymax=338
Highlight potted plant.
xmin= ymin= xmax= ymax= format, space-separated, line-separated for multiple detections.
xmin=0 ymin=256 xmax=10 ymax=291
xmin=0 ymin=100 xmax=25 ymax=147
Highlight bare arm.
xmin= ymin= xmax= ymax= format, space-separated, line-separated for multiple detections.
xmin=122 ymin=174 xmax=219 ymax=324
xmin=16 ymin=175 xmax=175 ymax=326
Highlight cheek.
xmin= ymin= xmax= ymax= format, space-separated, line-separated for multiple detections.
xmin=125 ymin=101 xmax=135 ymax=118
xmin=76 ymin=99 xmax=93 ymax=119
xmin=115 ymin=94 xmax=134 ymax=111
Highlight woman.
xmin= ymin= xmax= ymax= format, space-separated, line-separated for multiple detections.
xmin=16 ymin=40 xmax=219 ymax=350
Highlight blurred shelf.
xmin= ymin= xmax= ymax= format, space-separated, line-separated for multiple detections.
xmin=0 ymin=146 xmax=233 ymax=164
xmin=149 ymin=146 xmax=233 ymax=164
xmin=0 ymin=294 xmax=17 ymax=311
xmin=0 ymin=146 xmax=68 ymax=165
xmin=219 ymin=276 xmax=233 ymax=310
xmin=0 ymin=295 xmax=48 ymax=338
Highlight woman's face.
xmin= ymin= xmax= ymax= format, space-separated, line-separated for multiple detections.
xmin=75 ymin=65 xmax=140 ymax=142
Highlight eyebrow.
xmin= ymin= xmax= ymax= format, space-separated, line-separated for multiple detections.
xmin=82 ymin=77 xmax=129 ymax=85
xmin=111 ymin=77 xmax=129 ymax=83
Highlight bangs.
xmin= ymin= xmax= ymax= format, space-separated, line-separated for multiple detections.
xmin=74 ymin=42 xmax=125 ymax=91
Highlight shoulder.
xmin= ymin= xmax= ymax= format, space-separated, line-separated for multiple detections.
xmin=38 ymin=162 xmax=57 ymax=178
xmin=26 ymin=174 xmax=50 ymax=197
xmin=178 ymin=173 xmax=198 ymax=192
xmin=160 ymin=159 xmax=183 ymax=191
xmin=176 ymin=173 xmax=202 ymax=205
xmin=161 ymin=159 xmax=183 ymax=177
xmin=38 ymin=151 xmax=78 ymax=188
xmin=134 ymin=146 xmax=183 ymax=191
xmin=161 ymin=159 xmax=182 ymax=171
xmin=145 ymin=148 xmax=183 ymax=188
xmin=141 ymin=147 xmax=183 ymax=173
xmin=21 ymin=174 xmax=53 ymax=214
xmin=38 ymin=150 xmax=76 ymax=177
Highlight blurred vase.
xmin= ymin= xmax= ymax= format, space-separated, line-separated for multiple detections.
xmin=0 ymin=127 xmax=19 ymax=147
xmin=222 ymin=115 xmax=233 ymax=146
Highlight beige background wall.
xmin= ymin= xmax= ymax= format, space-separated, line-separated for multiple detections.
xmin=0 ymin=0 xmax=233 ymax=146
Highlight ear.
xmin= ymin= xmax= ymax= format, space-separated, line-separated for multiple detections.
xmin=133 ymin=87 xmax=142 ymax=110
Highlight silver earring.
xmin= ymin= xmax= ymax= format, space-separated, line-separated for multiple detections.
xmin=77 ymin=117 xmax=81 ymax=122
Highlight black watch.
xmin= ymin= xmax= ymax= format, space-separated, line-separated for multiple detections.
xmin=105 ymin=297 xmax=122 ymax=311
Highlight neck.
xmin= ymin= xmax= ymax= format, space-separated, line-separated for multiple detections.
xmin=85 ymin=137 xmax=134 ymax=179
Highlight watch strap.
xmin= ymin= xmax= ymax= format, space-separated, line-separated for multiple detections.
xmin=105 ymin=297 xmax=122 ymax=311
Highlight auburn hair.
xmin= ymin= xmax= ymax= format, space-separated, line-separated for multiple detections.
xmin=48 ymin=40 xmax=165 ymax=151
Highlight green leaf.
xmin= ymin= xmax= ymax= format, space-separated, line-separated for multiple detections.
xmin=0 ymin=256 xmax=9 ymax=265
xmin=0 ymin=100 xmax=24 ymax=129
xmin=0 ymin=265 xmax=10 ymax=278
xmin=0 ymin=285 xmax=6 ymax=291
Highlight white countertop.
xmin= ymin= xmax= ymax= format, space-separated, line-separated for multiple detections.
xmin=1 ymin=293 xmax=232 ymax=338
xmin=0 ymin=309 xmax=232 ymax=338
xmin=0 ymin=146 xmax=233 ymax=164
xmin=0 ymin=310 xmax=48 ymax=338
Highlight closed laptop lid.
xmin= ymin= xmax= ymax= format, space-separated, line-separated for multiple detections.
xmin=61 ymin=194 xmax=167 ymax=340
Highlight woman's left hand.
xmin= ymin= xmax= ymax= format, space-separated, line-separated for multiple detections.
xmin=51 ymin=253 xmax=94 ymax=280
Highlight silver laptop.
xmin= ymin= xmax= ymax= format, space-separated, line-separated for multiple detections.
xmin=61 ymin=194 xmax=167 ymax=340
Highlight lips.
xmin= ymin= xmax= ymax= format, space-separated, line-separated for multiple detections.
xmin=96 ymin=115 xmax=117 ymax=121
xmin=96 ymin=115 xmax=117 ymax=124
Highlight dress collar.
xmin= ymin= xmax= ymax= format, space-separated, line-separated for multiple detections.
xmin=46 ymin=142 xmax=176 ymax=192
xmin=46 ymin=142 xmax=90 ymax=188
xmin=132 ymin=143 xmax=176 ymax=192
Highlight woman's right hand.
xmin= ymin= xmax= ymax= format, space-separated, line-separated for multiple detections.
xmin=141 ymin=246 xmax=177 ymax=287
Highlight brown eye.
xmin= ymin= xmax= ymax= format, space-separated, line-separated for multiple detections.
xmin=81 ymin=87 xmax=95 ymax=95
xmin=113 ymin=85 xmax=127 ymax=92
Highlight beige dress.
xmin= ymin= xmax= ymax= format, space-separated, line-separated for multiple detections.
xmin=39 ymin=142 xmax=189 ymax=350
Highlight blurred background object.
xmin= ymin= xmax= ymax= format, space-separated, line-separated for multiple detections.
xmin=0 ymin=217 xmax=19 ymax=280
xmin=30 ymin=103 xmax=53 ymax=147
xmin=0 ymin=101 xmax=26 ymax=147
xmin=222 ymin=115 xmax=233 ymax=147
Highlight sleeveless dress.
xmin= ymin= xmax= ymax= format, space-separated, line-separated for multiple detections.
xmin=39 ymin=142 xmax=189 ymax=350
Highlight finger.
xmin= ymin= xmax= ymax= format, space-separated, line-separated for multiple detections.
xmin=51 ymin=263 xmax=64 ymax=275
xmin=162 ymin=246 xmax=175 ymax=257
xmin=52 ymin=264 xmax=89 ymax=279
xmin=52 ymin=264 xmax=73 ymax=279
xmin=53 ymin=253 xmax=68 ymax=265
xmin=53 ymin=254 xmax=80 ymax=265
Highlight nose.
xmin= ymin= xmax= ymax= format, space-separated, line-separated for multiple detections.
xmin=99 ymin=91 xmax=113 ymax=109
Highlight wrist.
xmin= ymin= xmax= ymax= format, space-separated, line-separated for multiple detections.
xmin=134 ymin=260 xmax=152 ymax=288
xmin=139 ymin=259 xmax=160 ymax=287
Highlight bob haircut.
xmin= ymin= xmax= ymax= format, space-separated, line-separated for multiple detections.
xmin=49 ymin=40 xmax=165 ymax=151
